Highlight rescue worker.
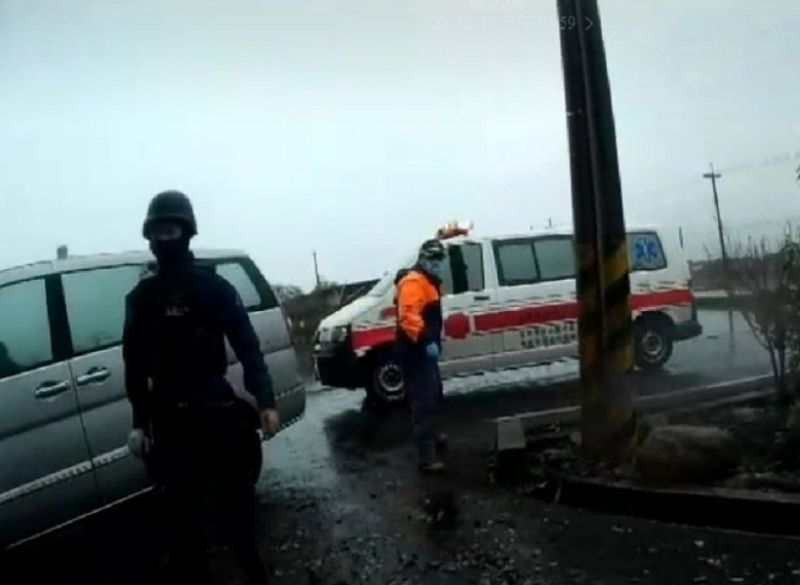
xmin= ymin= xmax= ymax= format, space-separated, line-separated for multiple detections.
xmin=395 ymin=238 xmax=447 ymax=472
xmin=123 ymin=190 xmax=278 ymax=585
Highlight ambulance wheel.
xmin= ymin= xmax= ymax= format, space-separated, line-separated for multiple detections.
xmin=634 ymin=316 xmax=673 ymax=371
xmin=367 ymin=354 xmax=406 ymax=404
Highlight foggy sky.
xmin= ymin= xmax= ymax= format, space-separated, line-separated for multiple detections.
xmin=1 ymin=0 xmax=798 ymax=289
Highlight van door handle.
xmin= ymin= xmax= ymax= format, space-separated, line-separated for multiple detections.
xmin=34 ymin=380 xmax=71 ymax=400
xmin=473 ymin=294 xmax=491 ymax=302
xmin=76 ymin=367 xmax=111 ymax=386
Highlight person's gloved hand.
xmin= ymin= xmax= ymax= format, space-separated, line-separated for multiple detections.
xmin=425 ymin=343 xmax=441 ymax=360
xmin=260 ymin=408 xmax=280 ymax=439
xmin=127 ymin=429 xmax=151 ymax=458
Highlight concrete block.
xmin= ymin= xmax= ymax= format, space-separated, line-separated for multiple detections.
xmin=495 ymin=417 xmax=528 ymax=483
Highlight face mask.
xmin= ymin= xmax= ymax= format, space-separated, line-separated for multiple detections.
xmin=150 ymin=237 xmax=189 ymax=269
xmin=420 ymin=258 xmax=444 ymax=279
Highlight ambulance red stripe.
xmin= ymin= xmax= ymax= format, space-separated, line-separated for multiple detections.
xmin=630 ymin=288 xmax=693 ymax=310
xmin=474 ymin=288 xmax=693 ymax=333
xmin=351 ymin=325 xmax=396 ymax=350
xmin=473 ymin=302 xmax=577 ymax=332
xmin=351 ymin=288 xmax=693 ymax=350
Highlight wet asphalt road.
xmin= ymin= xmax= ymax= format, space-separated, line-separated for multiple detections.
xmin=6 ymin=309 xmax=800 ymax=585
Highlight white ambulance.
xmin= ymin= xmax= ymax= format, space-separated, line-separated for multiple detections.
xmin=314 ymin=225 xmax=701 ymax=403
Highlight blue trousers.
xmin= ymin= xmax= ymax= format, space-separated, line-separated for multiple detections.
xmin=402 ymin=355 xmax=443 ymax=464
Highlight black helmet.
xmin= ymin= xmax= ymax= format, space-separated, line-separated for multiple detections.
xmin=142 ymin=190 xmax=197 ymax=238
xmin=419 ymin=238 xmax=445 ymax=260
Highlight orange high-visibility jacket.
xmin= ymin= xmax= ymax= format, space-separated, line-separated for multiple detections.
xmin=395 ymin=269 xmax=442 ymax=348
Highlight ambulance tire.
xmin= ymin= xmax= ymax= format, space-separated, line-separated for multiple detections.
xmin=367 ymin=353 xmax=407 ymax=405
xmin=634 ymin=316 xmax=673 ymax=371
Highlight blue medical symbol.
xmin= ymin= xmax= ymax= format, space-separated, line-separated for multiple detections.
xmin=632 ymin=235 xmax=663 ymax=268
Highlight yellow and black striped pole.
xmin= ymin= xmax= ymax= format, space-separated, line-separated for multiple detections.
xmin=558 ymin=0 xmax=635 ymax=460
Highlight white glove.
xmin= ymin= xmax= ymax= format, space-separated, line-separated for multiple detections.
xmin=127 ymin=429 xmax=151 ymax=458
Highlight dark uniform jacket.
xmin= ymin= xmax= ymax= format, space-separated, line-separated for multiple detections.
xmin=123 ymin=259 xmax=275 ymax=430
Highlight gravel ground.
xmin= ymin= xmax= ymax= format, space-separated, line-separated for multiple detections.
xmin=5 ymin=310 xmax=797 ymax=585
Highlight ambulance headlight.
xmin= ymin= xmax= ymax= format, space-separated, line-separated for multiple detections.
xmin=331 ymin=325 xmax=349 ymax=344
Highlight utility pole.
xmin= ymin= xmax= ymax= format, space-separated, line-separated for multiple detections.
xmin=702 ymin=164 xmax=728 ymax=276
xmin=702 ymin=163 xmax=734 ymax=341
xmin=312 ymin=250 xmax=321 ymax=288
xmin=558 ymin=0 xmax=635 ymax=460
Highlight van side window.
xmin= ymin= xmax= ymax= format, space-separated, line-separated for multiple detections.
xmin=62 ymin=266 xmax=142 ymax=354
xmin=447 ymin=243 xmax=485 ymax=294
xmin=216 ymin=261 xmax=273 ymax=310
xmin=494 ymin=239 xmax=539 ymax=286
xmin=534 ymin=237 xmax=575 ymax=281
xmin=0 ymin=279 xmax=53 ymax=378
xmin=628 ymin=232 xmax=667 ymax=271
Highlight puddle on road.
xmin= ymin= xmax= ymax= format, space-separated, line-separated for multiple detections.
xmin=672 ymin=310 xmax=769 ymax=378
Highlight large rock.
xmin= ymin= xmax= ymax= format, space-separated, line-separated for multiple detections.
xmin=636 ymin=425 xmax=741 ymax=482
xmin=785 ymin=403 xmax=800 ymax=443
xmin=635 ymin=413 xmax=669 ymax=446
xmin=781 ymin=403 xmax=800 ymax=468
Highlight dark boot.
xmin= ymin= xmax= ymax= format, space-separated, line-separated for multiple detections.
xmin=416 ymin=438 xmax=446 ymax=473
xmin=223 ymin=500 xmax=267 ymax=585
xmin=236 ymin=544 xmax=268 ymax=585
xmin=435 ymin=433 xmax=449 ymax=454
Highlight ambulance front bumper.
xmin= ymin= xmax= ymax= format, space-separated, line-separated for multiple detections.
xmin=314 ymin=342 xmax=361 ymax=389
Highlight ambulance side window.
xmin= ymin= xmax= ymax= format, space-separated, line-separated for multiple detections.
xmin=440 ymin=256 xmax=455 ymax=295
xmin=533 ymin=237 xmax=576 ymax=281
xmin=446 ymin=243 xmax=485 ymax=295
xmin=494 ymin=239 xmax=539 ymax=287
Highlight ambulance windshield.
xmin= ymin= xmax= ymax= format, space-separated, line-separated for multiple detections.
xmin=367 ymin=253 xmax=417 ymax=297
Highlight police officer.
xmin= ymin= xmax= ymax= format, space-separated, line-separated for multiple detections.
xmin=123 ymin=191 xmax=278 ymax=584
xmin=394 ymin=239 xmax=447 ymax=472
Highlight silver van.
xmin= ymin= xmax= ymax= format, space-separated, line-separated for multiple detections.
xmin=0 ymin=250 xmax=305 ymax=548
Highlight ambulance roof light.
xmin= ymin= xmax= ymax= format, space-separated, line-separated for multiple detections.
xmin=436 ymin=221 xmax=473 ymax=240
